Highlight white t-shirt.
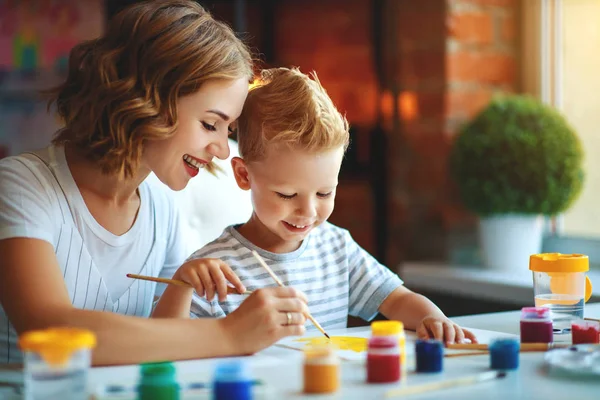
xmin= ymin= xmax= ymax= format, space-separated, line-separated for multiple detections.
xmin=0 ymin=145 xmax=188 ymax=363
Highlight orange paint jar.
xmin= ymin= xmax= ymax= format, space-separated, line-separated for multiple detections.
xmin=303 ymin=344 xmax=339 ymax=394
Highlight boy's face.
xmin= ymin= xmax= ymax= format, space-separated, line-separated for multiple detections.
xmin=234 ymin=145 xmax=344 ymax=253
xmin=143 ymin=77 xmax=248 ymax=191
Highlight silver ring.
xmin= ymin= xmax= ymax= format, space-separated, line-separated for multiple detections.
xmin=286 ymin=312 xmax=292 ymax=326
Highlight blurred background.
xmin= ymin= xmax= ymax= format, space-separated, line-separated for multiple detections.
xmin=1 ymin=0 xmax=599 ymax=318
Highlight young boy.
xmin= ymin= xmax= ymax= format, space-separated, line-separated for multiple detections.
xmin=154 ymin=67 xmax=477 ymax=345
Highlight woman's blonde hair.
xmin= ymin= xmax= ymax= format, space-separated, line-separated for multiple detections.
xmin=48 ymin=0 xmax=253 ymax=178
xmin=237 ymin=67 xmax=349 ymax=163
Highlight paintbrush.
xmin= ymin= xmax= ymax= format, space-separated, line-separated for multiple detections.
xmin=385 ymin=370 xmax=506 ymax=398
xmin=126 ymin=273 xmax=252 ymax=295
xmin=250 ymin=250 xmax=331 ymax=339
xmin=448 ymin=342 xmax=569 ymax=352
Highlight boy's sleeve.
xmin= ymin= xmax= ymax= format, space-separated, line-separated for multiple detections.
xmin=190 ymin=293 xmax=226 ymax=318
xmin=346 ymin=230 xmax=403 ymax=321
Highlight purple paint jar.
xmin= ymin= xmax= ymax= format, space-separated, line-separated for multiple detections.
xmin=520 ymin=307 xmax=553 ymax=343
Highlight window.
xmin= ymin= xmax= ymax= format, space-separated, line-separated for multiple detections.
xmin=524 ymin=0 xmax=600 ymax=265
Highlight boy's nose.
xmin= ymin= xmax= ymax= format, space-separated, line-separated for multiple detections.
xmin=297 ymin=199 xmax=317 ymax=218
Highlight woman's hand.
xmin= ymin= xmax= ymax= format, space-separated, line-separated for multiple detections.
xmin=220 ymin=287 xmax=309 ymax=354
xmin=174 ymin=258 xmax=245 ymax=302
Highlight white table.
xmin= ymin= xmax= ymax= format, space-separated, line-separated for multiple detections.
xmin=3 ymin=305 xmax=600 ymax=399
xmin=86 ymin=304 xmax=600 ymax=399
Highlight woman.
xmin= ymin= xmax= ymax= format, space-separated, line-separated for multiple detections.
xmin=0 ymin=0 xmax=308 ymax=366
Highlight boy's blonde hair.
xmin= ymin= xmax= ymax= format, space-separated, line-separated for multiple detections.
xmin=237 ymin=67 xmax=349 ymax=162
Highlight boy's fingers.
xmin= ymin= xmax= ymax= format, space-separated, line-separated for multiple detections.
xmin=416 ymin=324 xmax=430 ymax=339
xmin=443 ymin=321 xmax=456 ymax=345
xmin=454 ymin=324 xmax=466 ymax=344
xmin=180 ymin=270 xmax=204 ymax=296
xmin=428 ymin=321 xmax=444 ymax=341
xmin=463 ymin=328 xmax=478 ymax=343
xmin=209 ymin=265 xmax=228 ymax=302
xmin=197 ymin=266 xmax=215 ymax=301
xmin=220 ymin=263 xmax=246 ymax=293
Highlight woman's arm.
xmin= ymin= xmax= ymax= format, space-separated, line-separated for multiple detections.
xmin=0 ymin=238 xmax=308 ymax=366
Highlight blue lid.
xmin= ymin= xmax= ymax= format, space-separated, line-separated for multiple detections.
xmin=213 ymin=360 xmax=252 ymax=383
xmin=489 ymin=338 xmax=520 ymax=352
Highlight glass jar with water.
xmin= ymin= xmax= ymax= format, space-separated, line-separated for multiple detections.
xmin=18 ymin=327 xmax=96 ymax=400
xmin=530 ymin=253 xmax=593 ymax=335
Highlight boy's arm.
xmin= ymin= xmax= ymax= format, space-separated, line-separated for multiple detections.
xmin=378 ymin=286 xmax=446 ymax=331
xmin=152 ymin=281 xmax=194 ymax=318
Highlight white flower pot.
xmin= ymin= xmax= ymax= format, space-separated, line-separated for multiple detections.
xmin=479 ymin=215 xmax=544 ymax=271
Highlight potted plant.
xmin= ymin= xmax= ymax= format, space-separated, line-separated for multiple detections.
xmin=449 ymin=95 xmax=584 ymax=271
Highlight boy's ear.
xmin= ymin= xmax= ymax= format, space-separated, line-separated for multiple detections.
xmin=231 ymin=156 xmax=251 ymax=191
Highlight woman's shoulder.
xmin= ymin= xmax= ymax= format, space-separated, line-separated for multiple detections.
xmin=0 ymin=149 xmax=58 ymax=193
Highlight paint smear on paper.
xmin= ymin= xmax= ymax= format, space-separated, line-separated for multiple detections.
xmin=294 ymin=336 xmax=368 ymax=353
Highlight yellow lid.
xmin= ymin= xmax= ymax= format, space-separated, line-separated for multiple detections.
xmin=371 ymin=320 xmax=403 ymax=336
xmin=529 ymin=253 xmax=589 ymax=273
xmin=303 ymin=342 xmax=338 ymax=359
xmin=19 ymin=327 xmax=96 ymax=366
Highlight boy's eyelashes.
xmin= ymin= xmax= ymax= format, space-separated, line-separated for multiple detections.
xmin=275 ymin=192 xmax=333 ymax=200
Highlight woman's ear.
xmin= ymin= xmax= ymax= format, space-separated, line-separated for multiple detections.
xmin=231 ymin=157 xmax=251 ymax=190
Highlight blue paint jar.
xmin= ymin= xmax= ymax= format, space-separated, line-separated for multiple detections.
xmin=489 ymin=338 xmax=519 ymax=370
xmin=415 ymin=339 xmax=444 ymax=372
xmin=212 ymin=360 xmax=253 ymax=400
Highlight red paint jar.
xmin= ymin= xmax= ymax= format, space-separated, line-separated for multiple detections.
xmin=367 ymin=336 xmax=400 ymax=383
xmin=571 ymin=320 xmax=600 ymax=344
xmin=520 ymin=307 xmax=553 ymax=343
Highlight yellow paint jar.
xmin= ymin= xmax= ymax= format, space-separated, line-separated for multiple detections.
xmin=19 ymin=327 xmax=97 ymax=399
xmin=371 ymin=321 xmax=406 ymax=374
xmin=303 ymin=343 xmax=340 ymax=394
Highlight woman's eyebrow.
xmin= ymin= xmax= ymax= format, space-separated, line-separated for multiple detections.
xmin=207 ymin=109 xmax=230 ymax=121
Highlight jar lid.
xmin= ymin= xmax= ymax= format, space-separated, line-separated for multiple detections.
xmin=19 ymin=327 xmax=96 ymax=366
xmin=529 ymin=253 xmax=589 ymax=273
xmin=520 ymin=306 xmax=551 ymax=320
xmin=213 ymin=360 xmax=252 ymax=383
xmin=371 ymin=321 xmax=403 ymax=336
xmin=303 ymin=342 xmax=338 ymax=362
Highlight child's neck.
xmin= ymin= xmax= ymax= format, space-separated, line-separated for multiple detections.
xmin=237 ymin=215 xmax=303 ymax=254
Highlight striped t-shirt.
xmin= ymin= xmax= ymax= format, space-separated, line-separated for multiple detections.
xmin=189 ymin=222 xmax=403 ymax=330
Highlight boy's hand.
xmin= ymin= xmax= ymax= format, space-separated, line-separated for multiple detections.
xmin=173 ymin=258 xmax=246 ymax=302
xmin=416 ymin=315 xmax=478 ymax=345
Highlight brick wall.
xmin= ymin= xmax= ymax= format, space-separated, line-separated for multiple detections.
xmin=232 ymin=0 xmax=520 ymax=267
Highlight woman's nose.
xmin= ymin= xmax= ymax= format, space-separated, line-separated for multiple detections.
xmin=209 ymin=135 xmax=231 ymax=160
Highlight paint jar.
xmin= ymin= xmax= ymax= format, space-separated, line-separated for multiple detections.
xmin=530 ymin=253 xmax=592 ymax=334
xmin=367 ymin=336 xmax=400 ymax=383
xmin=137 ymin=361 xmax=180 ymax=400
xmin=18 ymin=327 xmax=96 ymax=400
xmin=371 ymin=321 xmax=405 ymax=372
xmin=303 ymin=343 xmax=339 ymax=394
xmin=520 ymin=306 xmax=553 ymax=343
xmin=415 ymin=339 xmax=444 ymax=373
xmin=489 ymin=338 xmax=519 ymax=371
xmin=212 ymin=360 xmax=253 ymax=400
xmin=571 ymin=320 xmax=600 ymax=344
